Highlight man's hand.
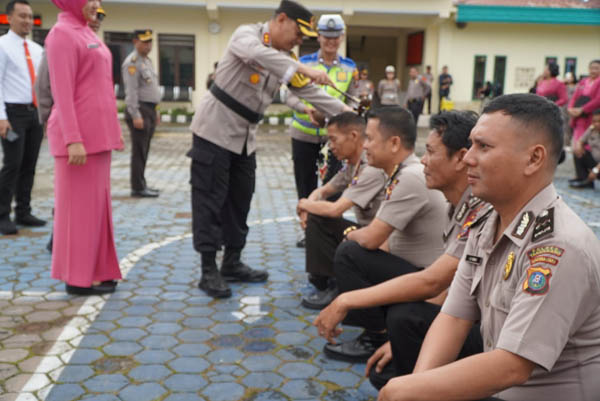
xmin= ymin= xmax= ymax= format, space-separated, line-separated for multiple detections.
xmin=117 ymin=135 xmax=125 ymax=152
xmin=313 ymin=295 xmax=348 ymax=343
xmin=133 ymin=118 xmax=144 ymax=130
xmin=0 ymin=120 xmax=11 ymax=138
xmin=67 ymin=142 xmax=87 ymax=165
xmin=299 ymin=210 xmax=308 ymax=230
xmin=306 ymin=108 xmax=326 ymax=127
xmin=366 ymin=341 xmax=393 ymax=377
xmin=568 ymin=107 xmax=583 ymax=118
xmin=588 ymin=168 xmax=598 ymax=182
xmin=300 ymin=66 xmax=336 ymax=87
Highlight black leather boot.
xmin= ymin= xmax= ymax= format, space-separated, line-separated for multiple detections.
xmin=221 ymin=248 xmax=268 ymax=283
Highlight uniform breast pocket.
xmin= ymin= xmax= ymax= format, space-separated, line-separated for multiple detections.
xmin=489 ymin=283 xmax=515 ymax=314
xmin=141 ymin=68 xmax=152 ymax=82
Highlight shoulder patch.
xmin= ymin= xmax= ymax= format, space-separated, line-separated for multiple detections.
xmin=522 ymin=266 xmax=552 ymax=296
xmin=511 ymin=211 xmax=534 ymax=239
xmin=527 ymin=245 xmax=564 ymax=259
xmin=531 ymin=208 xmax=554 ymax=243
xmin=128 ymin=65 xmax=137 ymax=76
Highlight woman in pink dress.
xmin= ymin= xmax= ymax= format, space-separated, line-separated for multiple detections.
xmin=46 ymin=0 xmax=123 ymax=295
xmin=536 ymin=63 xmax=567 ymax=106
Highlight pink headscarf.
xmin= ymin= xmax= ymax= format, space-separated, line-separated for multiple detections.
xmin=51 ymin=0 xmax=88 ymax=24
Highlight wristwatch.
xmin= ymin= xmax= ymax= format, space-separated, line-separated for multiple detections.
xmin=592 ymin=167 xmax=599 ymax=175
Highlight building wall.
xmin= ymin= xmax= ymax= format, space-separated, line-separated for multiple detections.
xmin=438 ymin=21 xmax=600 ymax=108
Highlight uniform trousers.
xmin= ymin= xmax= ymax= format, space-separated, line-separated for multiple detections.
xmin=51 ymin=152 xmax=122 ymax=287
xmin=406 ymin=98 xmax=424 ymax=126
xmin=0 ymin=104 xmax=43 ymax=219
xmin=125 ymin=102 xmax=157 ymax=191
xmin=305 ymin=214 xmax=355 ymax=289
xmin=189 ymin=135 xmax=255 ymax=253
xmin=291 ymin=138 xmax=342 ymax=200
xmin=574 ymin=149 xmax=598 ymax=180
xmin=385 ymin=301 xmax=483 ymax=377
xmin=334 ymin=240 xmax=421 ymax=331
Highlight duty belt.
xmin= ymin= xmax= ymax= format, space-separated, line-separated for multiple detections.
xmin=210 ymin=84 xmax=263 ymax=124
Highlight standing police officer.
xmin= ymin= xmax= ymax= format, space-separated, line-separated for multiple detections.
xmin=122 ymin=29 xmax=161 ymax=198
xmin=189 ymin=0 xmax=350 ymax=298
xmin=286 ymin=14 xmax=359 ymax=247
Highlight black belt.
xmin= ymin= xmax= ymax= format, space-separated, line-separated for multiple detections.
xmin=5 ymin=103 xmax=36 ymax=111
xmin=210 ymin=84 xmax=263 ymax=124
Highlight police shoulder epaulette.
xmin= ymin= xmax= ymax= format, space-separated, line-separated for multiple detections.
xmin=299 ymin=52 xmax=319 ymax=63
xmin=531 ymin=208 xmax=555 ymax=243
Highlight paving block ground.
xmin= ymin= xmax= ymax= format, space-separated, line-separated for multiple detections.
xmin=0 ymin=123 xmax=599 ymax=401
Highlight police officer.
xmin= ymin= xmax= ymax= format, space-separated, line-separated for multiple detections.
xmin=122 ymin=29 xmax=161 ymax=198
xmin=286 ymin=14 xmax=359 ymax=247
xmin=189 ymin=0 xmax=350 ymax=298
xmin=404 ymin=66 xmax=430 ymax=126
xmin=356 ymin=68 xmax=374 ymax=101
xmin=377 ymin=65 xmax=402 ymax=106
xmin=296 ymin=112 xmax=386 ymax=309
xmin=379 ymin=94 xmax=600 ymax=401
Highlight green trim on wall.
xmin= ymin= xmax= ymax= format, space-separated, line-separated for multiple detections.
xmin=457 ymin=5 xmax=600 ymax=26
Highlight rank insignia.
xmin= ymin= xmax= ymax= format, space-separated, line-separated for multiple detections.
xmin=249 ymin=73 xmax=260 ymax=85
xmin=503 ymin=251 xmax=515 ymax=280
xmin=128 ymin=65 xmax=137 ymax=76
xmin=511 ymin=211 xmax=533 ymax=239
xmin=465 ymin=255 xmax=482 ymax=265
xmin=523 ymin=266 xmax=552 ymax=295
xmin=532 ymin=208 xmax=555 ymax=243
xmin=263 ymin=33 xmax=270 ymax=45
xmin=455 ymin=202 xmax=468 ymax=222
xmin=336 ymin=71 xmax=348 ymax=82
xmin=468 ymin=196 xmax=482 ymax=209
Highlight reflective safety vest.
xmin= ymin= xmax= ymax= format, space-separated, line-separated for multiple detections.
xmin=292 ymin=53 xmax=356 ymax=136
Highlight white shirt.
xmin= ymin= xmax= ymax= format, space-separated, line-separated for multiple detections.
xmin=0 ymin=29 xmax=43 ymax=120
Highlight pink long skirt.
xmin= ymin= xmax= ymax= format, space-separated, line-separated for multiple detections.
xmin=51 ymin=151 xmax=122 ymax=287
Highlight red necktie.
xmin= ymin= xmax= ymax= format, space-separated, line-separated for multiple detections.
xmin=24 ymin=41 xmax=37 ymax=108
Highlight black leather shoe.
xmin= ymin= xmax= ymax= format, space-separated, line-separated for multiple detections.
xmin=65 ymin=283 xmax=116 ymax=296
xmin=0 ymin=218 xmax=18 ymax=235
xmin=131 ymin=188 xmax=159 ymax=198
xmin=301 ymin=286 xmax=338 ymax=310
xmin=16 ymin=214 xmax=46 ymax=227
xmin=323 ymin=330 xmax=388 ymax=363
xmin=368 ymin=362 xmax=396 ymax=390
xmin=296 ymin=236 xmax=306 ymax=248
xmin=221 ymin=262 xmax=268 ymax=283
xmin=568 ymin=177 xmax=581 ymax=184
xmin=569 ymin=180 xmax=594 ymax=189
xmin=146 ymin=187 xmax=160 ymax=195
xmin=199 ymin=270 xmax=232 ymax=298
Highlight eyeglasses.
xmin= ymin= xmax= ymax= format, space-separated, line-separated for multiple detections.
xmin=97 ymin=12 xmax=105 ymax=22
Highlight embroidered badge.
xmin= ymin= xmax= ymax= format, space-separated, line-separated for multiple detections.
xmin=456 ymin=205 xmax=483 ymax=241
xmin=511 ymin=211 xmax=534 ymax=239
xmin=523 ymin=266 xmax=552 ymax=295
xmin=529 ymin=256 xmax=559 ymax=266
xmin=336 ymin=71 xmax=348 ymax=82
xmin=263 ymin=32 xmax=270 ymax=45
xmin=503 ymin=251 xmax=515 ymax=280
xmin=527 ymin=245 xmax=564 ymax=259
xmin=249 ymin=73 xmax=260 ymax=85
xmin=531 ymin=208 xmax=555 ymax=243
xmin=455 ymin=202 xmax=468 ymax=222
xmin=128 ymin=65 xmax=137 ymax=76
xmin=465 ymin=255 xmax=482 ymax=265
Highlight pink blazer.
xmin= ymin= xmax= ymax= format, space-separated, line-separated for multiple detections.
xmin=45 ymin=1 xmax=121 ymax=157
xmin=568 ymin=77 xmax=600 ymax=129
xmin=536 ymin=78 xmax=568 ymax=106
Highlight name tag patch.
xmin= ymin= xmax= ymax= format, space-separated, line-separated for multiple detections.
xmin=87 ymin=43 xmax=100 ymax=49
xmin=466 ymin=255 xmax=482 ymax=265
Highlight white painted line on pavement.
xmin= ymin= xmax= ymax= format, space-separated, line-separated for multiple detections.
xmin=16 ymin=215 xmax=295 ymax=400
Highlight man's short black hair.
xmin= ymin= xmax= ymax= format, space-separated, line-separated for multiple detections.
xmin=482 ymin=93 xmax=564 ymax=165
xmin=547 ymin=63 xmax=559 ymax=78
xmin=366 ymin=106 xmax=416 ymax=149
xmin=429 ymin=110 xmax=478 ymax=156
xmin=327 ymin=111 xmax=366 ymax=133
xmin=6 ymin=0 xmax=30 ymax=15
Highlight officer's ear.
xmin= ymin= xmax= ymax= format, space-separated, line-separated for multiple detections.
xmin=524 ymin=143 xmax=547 ymax=177
xmin=454 ymin=147 xmax=469 ymax=171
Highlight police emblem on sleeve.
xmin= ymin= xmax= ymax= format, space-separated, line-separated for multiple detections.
xmin=523 ymin=266 xmax=552 ymax=295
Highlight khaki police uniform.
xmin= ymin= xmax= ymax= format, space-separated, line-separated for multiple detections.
xmin=377 ymin=79 xmax=401 ymax=106
xmin=356 ymin=78 xmax=374 ymax=100
xmin=122 ymin=45 xmax=161 ymax=192
xmin=443 ymin=184 xmax=600 ymax=401
xmin=305 ymin=152 xmax=386 ymax=287
xmin=382 ymin=188 xmax=492 ymax=382
xmin=188 ymin=21 xmax=346 ymax=256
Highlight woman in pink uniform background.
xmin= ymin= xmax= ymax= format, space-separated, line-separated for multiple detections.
xmin=46 ymin=0 xmax=123 ymax=295
xmin=569 ymin=61 xmax=600 ymax=143
xmin=536 ymin=62 xmax=567 ymax=106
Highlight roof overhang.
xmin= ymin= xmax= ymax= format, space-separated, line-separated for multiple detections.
xmin=456 ymin=4 xmax=600 ymax=25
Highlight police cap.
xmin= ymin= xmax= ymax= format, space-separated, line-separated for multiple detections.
xmin=134 ymin=29 xmax=153 ymax=42
xmin=317 ymin=14 xmax=345 ymax=38
xmin=276 ymin=0 xmax=317 ymax=38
